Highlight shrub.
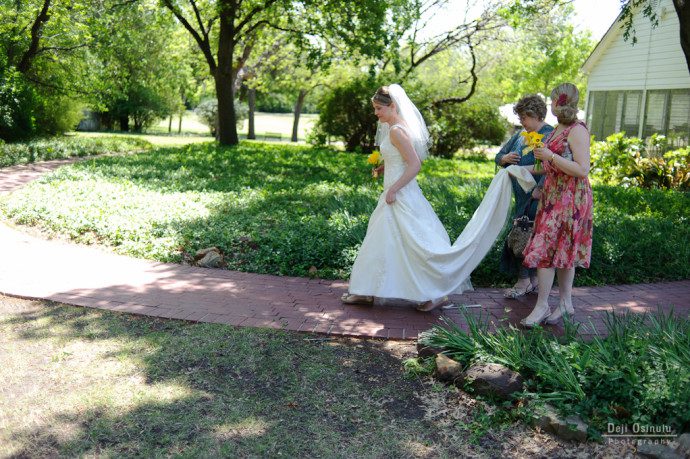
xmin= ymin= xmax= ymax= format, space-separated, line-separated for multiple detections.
xmin=309 ymin=76 xmax=380 ymax=152
xmin=195 ymin=98 xmax=248 ymax=137
xmin=426 ymin=100 xmax=508 ymax=158
xmin=0 ymin=69 xmax=39 ymax=141
xmin=591 ymin=132 xmax=689 ymax=190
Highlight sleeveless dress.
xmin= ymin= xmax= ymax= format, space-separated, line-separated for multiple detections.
xmin=522 ymin=121 xmax=593 ymax=269
xmin=347 ymin=124 xmax=537 ymax=302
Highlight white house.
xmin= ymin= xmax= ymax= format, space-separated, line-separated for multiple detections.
xmin=581 ymin=0 xmax=690 ymax=144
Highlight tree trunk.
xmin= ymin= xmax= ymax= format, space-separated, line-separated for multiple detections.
xmin=17 ymin=0 xmax=51 ymax=73
xmin=247 ymin=87 xmax=256 ymax=139
xmin=215 ymin=6 xmax=239 ymax=146
xmin=119 ymin=116 xmax=129 ymax=132
xmin=168 ymin=115 xmax=173 ymax=133
xmin=673 ymin=0 xmax=690 ymax=73
xmin=291 ymin=89 xmax=307 ymax=142
xmin=178 ymin=112 xmax=183 ymax=134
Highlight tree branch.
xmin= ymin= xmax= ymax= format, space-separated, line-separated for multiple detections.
xmin=162 ymin=0 xmax=217 ymax=72
xmin=17 ymin=0 xmax=52 ymax=73
xmin=429 ymin=40 xmax=478 ymax=108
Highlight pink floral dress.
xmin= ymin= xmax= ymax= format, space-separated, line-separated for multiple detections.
xmin=522 ymin=121 xmax=593 ymax=269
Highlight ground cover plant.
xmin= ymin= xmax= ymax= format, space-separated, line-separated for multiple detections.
xmin=0 ymin=136 xmax=152 ymax=168
xmin=420 ymin=308 xmax=690 ymax=437
xmin=1 ymin=141 xmax=688 ymax=286
xmin=0 ymin=295 xmax=635 ymax=457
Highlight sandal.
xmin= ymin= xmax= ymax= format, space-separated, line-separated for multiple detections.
xmin=416 ymin=296 xmax=450 ymax=312
xmin=504 ymin=282 xmax=537 ymax=299
xmin=341 ymin=293 xmax=374 ymax=305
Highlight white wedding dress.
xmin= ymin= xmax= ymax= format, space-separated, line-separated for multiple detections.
xmin=348 ymin=125 xmax=535 ymax=302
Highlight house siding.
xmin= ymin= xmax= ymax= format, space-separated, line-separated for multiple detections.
xmin=583 ymin=0 xmax=690 ymax=142
xmin=586 ymin=0 xmax=690 ymax=91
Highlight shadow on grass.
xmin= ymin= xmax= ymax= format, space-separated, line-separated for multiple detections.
xmin=2 ymin=300 xmax=433 ymax=457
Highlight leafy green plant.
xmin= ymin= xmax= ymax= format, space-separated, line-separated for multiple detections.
xmin=0 ymin=136 xmax=151 ymax=168
xmin=422 ymin=308 xmax=690 ymax=434
xmin=591 ymin=133 xmax=689 ymax=190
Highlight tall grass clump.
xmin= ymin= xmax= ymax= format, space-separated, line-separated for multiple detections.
xmin=421 ymin=309 xmax=690 ymax=435
xmin=0 ymin=136 xmax=152 ymax=168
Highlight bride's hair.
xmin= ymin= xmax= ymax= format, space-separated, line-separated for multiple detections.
xmin=372 ymin=87 xmax=393 ymax=106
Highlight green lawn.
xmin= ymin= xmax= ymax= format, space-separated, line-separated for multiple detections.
xmin=146 ymin=111 xmax=318 ymax=141
xmin=0 ymin=295 xmax=633 ymax=457
xmin=1 ymin=141 xmax=687 ymax=287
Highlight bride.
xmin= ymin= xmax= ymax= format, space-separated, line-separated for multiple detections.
xmin=341 ymin=84 xmax=536 ymax=311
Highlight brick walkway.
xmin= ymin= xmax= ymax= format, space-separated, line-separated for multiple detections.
xmin=1 ymin=158 xmax=688 ymax=340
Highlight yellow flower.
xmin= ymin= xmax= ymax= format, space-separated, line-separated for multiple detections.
xmin=521 ymin=131 xmax=545 ymax=171
xmin=367 ymin=150 xmax=382 ymax=165
xmin=520 ymin=131 xmax=544 ymax=154
xmin=367 ymin=150 xmax=383 ymax=179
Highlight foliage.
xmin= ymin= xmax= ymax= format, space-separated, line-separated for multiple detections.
xmin=422 ymin=308 xmax=690 ymax=435
xmin=195 ymin=99 xmax=247 ymax=137
xmin=0 ymin=136 xmax=151 ymax=168
xmin=89 ymin=1 xmax=192 ymax=132
xmin=0 ymin=1 xmax=94 ymax=140
xmin=309 ymin=75 xmax=381 ymax=152
xmin=484 ymin=4 xmax=594 ymax=103
xmin=426 ymin=100 xmax=507 ymax=158
xmin=2 ymin=141 xmax=688 ymax=287
xmin=0 ymin=69 xmax=38 ymax=141
xmin=591 ymin=133 xmax=690 ymax=190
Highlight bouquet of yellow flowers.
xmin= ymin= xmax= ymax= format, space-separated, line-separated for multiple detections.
xmin=367 ymin=150 xmax=383 ymax=178
xmin=521 ymin=131 xmax=545 ymax=171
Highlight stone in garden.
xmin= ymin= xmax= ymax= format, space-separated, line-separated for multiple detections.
xmin=531 ymin=404 xmax=588 ymax=442
xmin=434 ymin=354 xmax=463 ymax=384
xmin=463 ymin=362 xmax=524 ymax=400
xmin=636 ymin=443 xmax=684 ymax=459
xmin=416 ymin=338 xmax=443 ymax=358
xmin=675 ymin=433 xmax=690 ymax=456
xmin=194 ymin=247 xmax=220 ymax=260
xmin=197 ymin=250 xmax=223 ymax=268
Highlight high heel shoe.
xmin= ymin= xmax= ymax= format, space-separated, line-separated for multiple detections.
xmin=520 ymin=305 xmax=551 ymax=328
xmin=545 ymin=300 xmax=575 ymax=325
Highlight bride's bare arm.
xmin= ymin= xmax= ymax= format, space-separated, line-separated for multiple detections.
xmin=386 ymin=126 xmax=421 ymax=204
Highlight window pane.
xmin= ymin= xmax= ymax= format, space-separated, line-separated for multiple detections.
xmin=668 ymin=89 xmax=690 ymax=145
xmin=588 ymin=92 xmax=607 ymax=140
xmin=601 ymin=91 xmax=622 ymax=138
xmin=643 ymin=91 xmax=667 ymax=138
xmin=622 ymin=92 xmax=641 ymax=136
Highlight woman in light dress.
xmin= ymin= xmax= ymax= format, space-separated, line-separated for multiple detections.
xmin=340 ymin=84 xmax=533 ymax=312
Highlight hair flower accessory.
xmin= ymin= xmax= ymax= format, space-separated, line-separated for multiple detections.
xmin=557 ymin=93 xmax=568 ymax=106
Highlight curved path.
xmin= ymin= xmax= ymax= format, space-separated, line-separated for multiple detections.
xmin=1 ymin=158 xmax=688 ymax=340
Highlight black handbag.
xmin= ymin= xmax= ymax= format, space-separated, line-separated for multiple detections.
xmin=506 ymin=198 xmax=535 ymax=257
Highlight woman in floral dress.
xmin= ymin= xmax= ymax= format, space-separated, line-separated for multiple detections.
xmin=520 ymin=83 xmax=594 ymax=327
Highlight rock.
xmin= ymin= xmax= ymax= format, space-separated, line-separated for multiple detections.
xmin=434 ymin=354 xmax=463 ymax=384
xmin=637 ymin=443 xmax=685 ymax=459
xmin=558 ymin=415 xmax=588 ymax=442
xmin=463 ymin=362 xmax=524 ymax=400
xmin=416 ymin=341 xmax=443 ymax=358
xmin=197 ymin=250 xmax=223 ymax=268
xmin=194 ymin=247 xmax=220 ymax=260
xmin=676 ymin=433 xmax=690 ymax=456
xmin=531 ymin=404 xmax=588 ymax=442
